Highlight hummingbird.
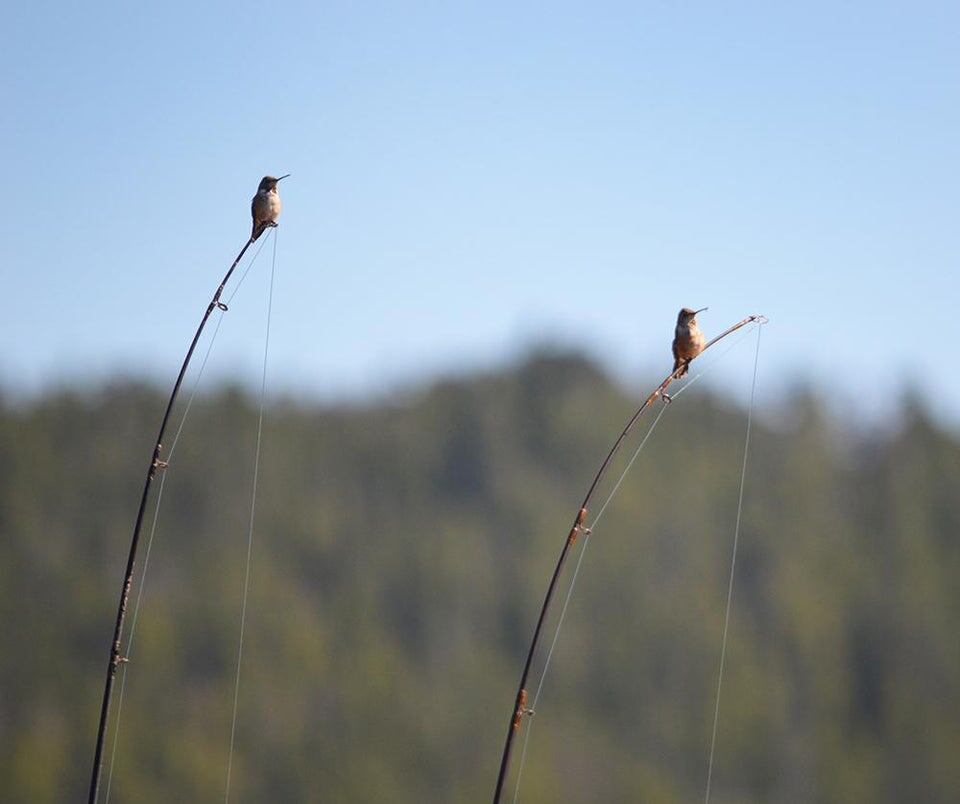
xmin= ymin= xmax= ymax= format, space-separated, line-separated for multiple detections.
xmin=672 ymin=307 xmax=708 ymax=377
xmin=250 ymin=174 xmax=289 ymax=241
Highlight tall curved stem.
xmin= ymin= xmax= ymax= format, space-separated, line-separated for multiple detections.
xmin=492 ymin=314 xmax=764 ymax=803
xmin=88 ymin=235 xmax=256 ymax=804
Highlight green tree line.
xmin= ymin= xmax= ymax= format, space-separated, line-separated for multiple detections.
xmin=0 ymin=352 xmax=957 ymax=801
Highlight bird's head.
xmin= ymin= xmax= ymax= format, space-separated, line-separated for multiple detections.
xmin=258 ymin=174 xmax=290 ymax=192
xmin=677 ymin=307 xmax=708 ymax=325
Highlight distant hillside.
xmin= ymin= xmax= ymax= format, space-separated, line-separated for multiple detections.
xmin=1 ymin=352 xmax=958 ymax=802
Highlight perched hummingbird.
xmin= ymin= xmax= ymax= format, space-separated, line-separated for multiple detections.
xmin=672 ymin=307 xmax=708 ymax=377
xmin=250 ymin=174 xmax=289 ymax=241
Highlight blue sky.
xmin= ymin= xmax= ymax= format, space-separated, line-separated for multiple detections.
xmin=3 ymin=2 xmax=958 ymax=420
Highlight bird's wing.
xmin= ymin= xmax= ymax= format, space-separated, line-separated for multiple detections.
xmin=672 ymin=338 xmax=681 ymax=370
xmin=250 ymin=195 xmax=262 ymax=239
xmin=250 ymin=196 xmax=261 ymax=240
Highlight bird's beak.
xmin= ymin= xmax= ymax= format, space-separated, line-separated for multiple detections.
xmin=693 ymin=307 xmax=708 ymax=315
xmin=277 ymin=174 xmax=291 ymax=181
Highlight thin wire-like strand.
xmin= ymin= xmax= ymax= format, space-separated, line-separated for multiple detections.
xmin=589 ymin=324 xmax=757 ymax=532
xmin=511 ymin=324 xmax=760 ymax=803
xmin=102 ymin=471 xmax=167 ymax=804
xmin=511 ymin=396 xmax=675 ymax=803
xmin=589 ymin=368 xmax=701 ymax=530
xmin=225 ymin=229 xmax=277 ymax=802
xmin=101 ymin=233 xmax=272 ymax=803
xmin=536 ymin=402 xmax=670 ymax=706
xmin=704 ymin=323 xmax=763 ymax=804
xmin=511 ymin=406 xmax=668 ymax=803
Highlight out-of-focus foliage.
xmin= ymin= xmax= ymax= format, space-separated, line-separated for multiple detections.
xmin=1 ymin=352 xmax=958 ymax=802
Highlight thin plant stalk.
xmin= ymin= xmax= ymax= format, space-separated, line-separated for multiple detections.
xmin=492 ymin=314 xmax=766 ymax=803
xmin=88 ymin=234 xmax=258 ymax=804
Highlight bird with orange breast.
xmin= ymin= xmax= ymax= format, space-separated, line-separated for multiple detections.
xmin=672 ymin=307 xmax=707 ymax=377
xmin=250 ymin=174 xmax=289 ymax=241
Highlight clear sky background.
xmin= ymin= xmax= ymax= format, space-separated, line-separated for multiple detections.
xmin=2 ymin=2 xmax=958 ymax=421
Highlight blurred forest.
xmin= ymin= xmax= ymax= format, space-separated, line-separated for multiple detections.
xmin=1 ymin=351 xmax=958 ymax=802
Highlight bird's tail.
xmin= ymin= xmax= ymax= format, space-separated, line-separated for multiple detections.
xmin=251 ymin=221 xmax=263 ymax=242
xmin=674 ymin=359 xmax=689 ymax=378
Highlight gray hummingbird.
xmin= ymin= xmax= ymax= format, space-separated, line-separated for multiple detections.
xmin=250 ymin=174 xmax=289 ymax=241
xmin=672 ymin=307 xmax=707 ymax=377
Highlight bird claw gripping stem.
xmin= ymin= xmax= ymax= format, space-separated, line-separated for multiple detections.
xmin=566 ymin=507 xmax=589 ymax=546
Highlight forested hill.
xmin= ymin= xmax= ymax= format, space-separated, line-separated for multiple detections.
xmin=1 ymin=352 xmax=958 ymax=802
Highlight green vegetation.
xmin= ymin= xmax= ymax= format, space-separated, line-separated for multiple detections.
xmin=1 ymin=352 xmax=958 ymax=802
